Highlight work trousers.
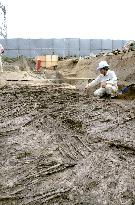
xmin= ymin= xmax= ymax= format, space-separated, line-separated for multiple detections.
xmin=94 ymin=84 xmax=118 ymax=97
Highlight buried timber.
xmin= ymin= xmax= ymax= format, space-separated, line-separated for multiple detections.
xmin=0 ymin=84 xmax=135 ymax=205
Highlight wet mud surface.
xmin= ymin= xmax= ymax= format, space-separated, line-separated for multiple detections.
xmin=0 ymin=85 xmax=135 ymax=205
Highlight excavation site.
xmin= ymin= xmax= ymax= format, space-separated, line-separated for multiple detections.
xmin=0 ymin=40 xmax=135 ymax=205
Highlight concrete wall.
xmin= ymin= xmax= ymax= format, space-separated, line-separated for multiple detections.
xmin=0 ymin=38 xmax=127 ymax=57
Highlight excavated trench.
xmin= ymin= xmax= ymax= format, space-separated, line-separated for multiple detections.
xmin=0 ymin=84 xmax=135 ymax=205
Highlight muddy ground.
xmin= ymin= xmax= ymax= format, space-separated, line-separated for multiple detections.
xmin=0 ymin=48 xmax=135 ymax=204
xmin=0 ymin=84 xmax=135 ymax=205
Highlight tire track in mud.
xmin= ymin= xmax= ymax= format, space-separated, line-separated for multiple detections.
xmin=0 ymin=85 xmax=135 ymax=205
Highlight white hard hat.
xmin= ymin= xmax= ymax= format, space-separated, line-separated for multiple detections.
xmin=97 ymin=61 xmax=109 ymax=70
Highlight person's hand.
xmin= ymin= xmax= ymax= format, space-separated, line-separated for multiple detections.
xmin=85 ymin=84 xmax=90 ymax=89
xmin=101 ymin=82 xmax=106 ymax=88
xmin=85 ymin=84 xmax=91 ymax=96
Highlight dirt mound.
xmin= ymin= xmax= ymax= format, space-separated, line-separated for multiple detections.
xmin=2 ymin=56 xmax=35 ymax=71
xmin=122 ymin=40 xmax=135 ymax=52
xmin=58 ymin=51 xmax=135 ymax=85
xmin=0 ymin=85 xmax=135 ymax=205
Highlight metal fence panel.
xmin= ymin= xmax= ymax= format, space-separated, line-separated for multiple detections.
xmin=6 ymin=49 xmax=19 ymax=57
xmin=102 ymin=39 xmax=112 ymax=51
xmin=0 ymin=38 xmax=128 ymax=57
xmin=17 ymin=38 xmax=30 ymax=57
xmin=91 ymin=50 xmax=102 ymax=55
xmin=7 ymin=39 xmax=19 ymax=49
xmin=6 ymin=39 xmax=19 ymax=57
xmin=29 ymin=39 xmax=53 ymax=57
xmin=80 ymin=39 xmax=90 ymax=56
xmin=90 ymin=39 xmax=102 ymax=51
xmin=53 ymin=39 xmax=65 ymax=57
xmin=112 ymin=40 xmax=128 ymax=50
xmin=64 ymin=38 xmax=80 ymax=57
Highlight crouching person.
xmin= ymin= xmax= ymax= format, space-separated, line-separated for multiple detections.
xmin=0 ymin=44 xmax=4 ymax=72
xmin=85 ymin=61 xmax=118 ymax=98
